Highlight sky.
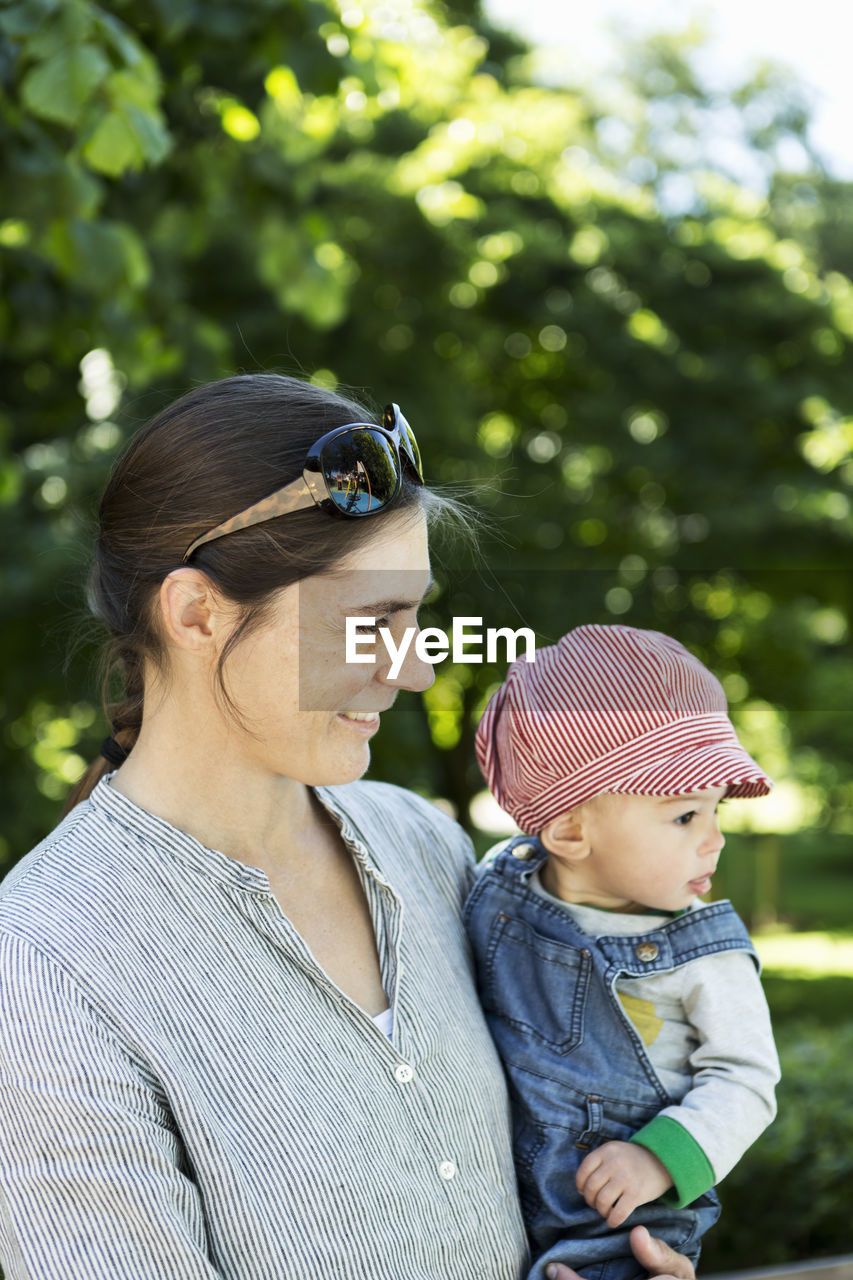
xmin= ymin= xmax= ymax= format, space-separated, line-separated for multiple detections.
xmin=483 ymin=0 xmax=852 ymax=180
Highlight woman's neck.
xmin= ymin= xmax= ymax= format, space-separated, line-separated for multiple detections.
xmin=108 ymin=705 xmax=320 ymax=876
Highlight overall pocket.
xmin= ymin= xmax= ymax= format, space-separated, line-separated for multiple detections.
xmin=481 ymin=914 xmax=592 ymax=1055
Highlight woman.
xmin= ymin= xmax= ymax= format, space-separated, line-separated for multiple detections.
xmin=0 ymin=375 xmax=693 ymax=1280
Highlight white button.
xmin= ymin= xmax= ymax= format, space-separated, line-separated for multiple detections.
xmin=394 ymin=1064 xmax=414 ymax=1084
xmin=511 ymin=843 xmax=536 ymax=861
xmin=438 ymin=1160 xmax=456 ymax=1181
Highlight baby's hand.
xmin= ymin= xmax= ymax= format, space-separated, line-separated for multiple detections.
xmin=576 ymin=1141 xmax=673 ymax=1228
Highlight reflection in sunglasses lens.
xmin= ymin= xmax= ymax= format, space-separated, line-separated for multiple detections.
xmin=322 ymin=430 xmax=399 ymax=515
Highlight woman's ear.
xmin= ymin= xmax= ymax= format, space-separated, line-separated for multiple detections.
xmin=158 ymin=568 xmax=224 ymax=654
xmin=540 ymin=808 xmax=592 ymax=863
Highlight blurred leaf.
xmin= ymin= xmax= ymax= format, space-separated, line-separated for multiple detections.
xmin=20 ymin=43 xmax=110 ymax=125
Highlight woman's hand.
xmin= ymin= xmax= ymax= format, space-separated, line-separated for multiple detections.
xmin=544 ymin=1225 xmax=696 ymax=1280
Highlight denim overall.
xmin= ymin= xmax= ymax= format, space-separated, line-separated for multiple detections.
xmin=464 ymin=836 xmax=758 ymax=1280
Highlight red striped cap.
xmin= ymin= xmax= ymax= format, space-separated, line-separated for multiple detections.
xmin=476 ymin=623 xmax=772 ymax=834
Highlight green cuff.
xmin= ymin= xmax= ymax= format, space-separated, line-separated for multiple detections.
xmin=630 ymin=1116 xmax=715 ymax=1207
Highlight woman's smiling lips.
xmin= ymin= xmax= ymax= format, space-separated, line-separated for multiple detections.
xmin=337 ymin=710 xmax=382 ymax=736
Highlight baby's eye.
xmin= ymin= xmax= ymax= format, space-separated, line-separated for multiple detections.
xmin=675 ymin=811 xmax=696 ymax=826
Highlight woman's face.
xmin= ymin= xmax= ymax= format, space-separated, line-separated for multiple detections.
xmin=217 ymin=511 xmax=435 ymax=786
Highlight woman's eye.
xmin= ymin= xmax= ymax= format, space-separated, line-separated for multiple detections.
xmin=675 ymin=811 xmax=696 ymax=826
xmin=356 ymin=616 xmax=389 ymax=635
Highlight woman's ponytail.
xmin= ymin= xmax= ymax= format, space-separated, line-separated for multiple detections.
xmin=60 ymin=647 xmax=144 ymax=816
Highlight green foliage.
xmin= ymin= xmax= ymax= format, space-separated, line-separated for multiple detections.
xmin=714 ymin=830 xmax=853 ymax=933
xmin=703 ymin=1020 xmax=853 ymax=1269
xmin=1 ymin=0 xmax=852 ymax=862
xmin=763 ymin=972 xmax=853 ymax=1029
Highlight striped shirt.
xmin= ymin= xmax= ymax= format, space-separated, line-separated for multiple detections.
xmin=0 ymin=777 xmax=528 ymax=1280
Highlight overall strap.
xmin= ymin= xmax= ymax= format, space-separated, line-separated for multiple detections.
xmin=488 ymin=834 xmax=549 ymax=877
xmin=595 ymin=900 xmax=758 ymax=978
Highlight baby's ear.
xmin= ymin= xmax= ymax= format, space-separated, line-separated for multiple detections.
xmin=540 ymin=809 xmax=591 ymax=863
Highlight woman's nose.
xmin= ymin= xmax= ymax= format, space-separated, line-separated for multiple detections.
xmin=377 ymin=628 xmax=436 ymax=693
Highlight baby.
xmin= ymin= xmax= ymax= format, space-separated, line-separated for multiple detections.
xmin=465 ymin=624 xmax=780 ymax=1280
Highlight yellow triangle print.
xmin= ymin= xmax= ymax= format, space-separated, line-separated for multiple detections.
xmin=618 ymin=991 xmax=664 ymax=1047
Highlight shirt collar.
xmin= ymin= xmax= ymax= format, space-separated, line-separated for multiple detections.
xmin=89 ymin=775 xmax=389 ymax=893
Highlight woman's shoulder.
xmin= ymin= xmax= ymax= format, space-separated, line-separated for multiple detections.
xmin=0 ymin=800 xmax=94 ymax=908
xmin=0 ymin=799 xmax=112 ymax=986
xmin=0 ymin=784 xmax=169 ymax=961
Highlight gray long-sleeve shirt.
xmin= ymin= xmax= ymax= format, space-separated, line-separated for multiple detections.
xmin=0 ymin=776 xmax=528 ymax=1280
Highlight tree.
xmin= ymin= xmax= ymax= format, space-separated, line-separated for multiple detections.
xmin=1 ymin=0 xmax=851 ymax=865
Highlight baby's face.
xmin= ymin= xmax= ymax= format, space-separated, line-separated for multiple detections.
xmin=566 ymin=786 xmax=728 ymax=912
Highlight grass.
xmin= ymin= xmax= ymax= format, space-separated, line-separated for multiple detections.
xmin=755 ymin=930 xmax=853 ymax=976
xmin=756 ymin=929 xmax=853 ymax=1029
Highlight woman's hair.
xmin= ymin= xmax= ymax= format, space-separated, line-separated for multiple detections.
xmin=63 ymin=373 xmax=439 ymax=814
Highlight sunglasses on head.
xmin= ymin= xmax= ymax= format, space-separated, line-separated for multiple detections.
xmin=183 ymin=403 xmax=423 ymax=561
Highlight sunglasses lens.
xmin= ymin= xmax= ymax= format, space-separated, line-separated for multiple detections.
xmin=320 ymin=429 xmax=401 ymax=515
